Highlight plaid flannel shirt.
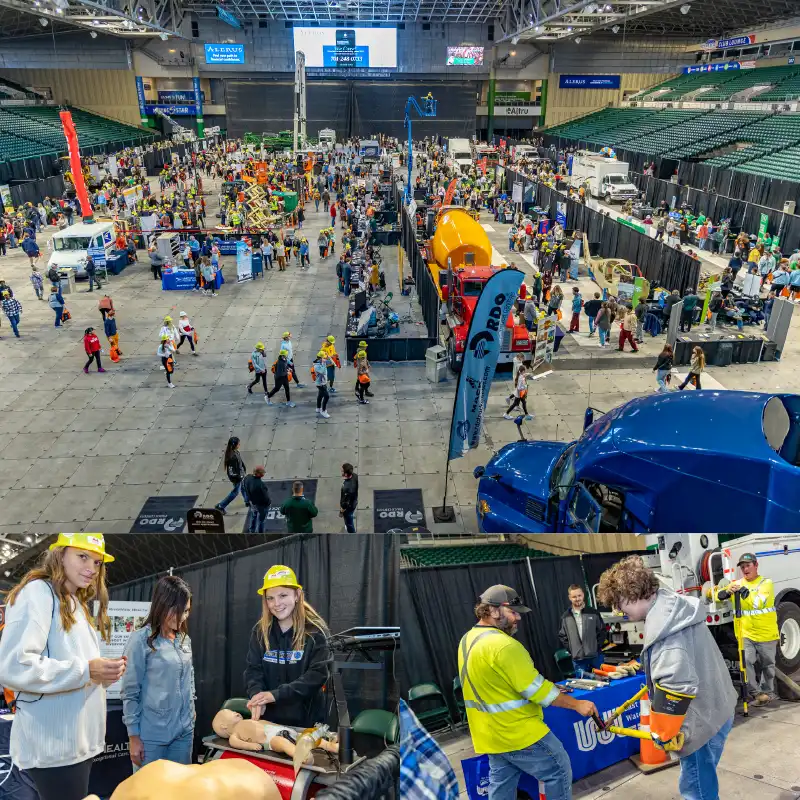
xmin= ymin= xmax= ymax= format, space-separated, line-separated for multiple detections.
xmin=399 ymin=699 xmax=459 ymax=800
xmin=2 ymin=298 xmax=22 ymax=318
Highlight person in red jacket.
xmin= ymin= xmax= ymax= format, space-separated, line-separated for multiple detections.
xmin=83 ymin=326 xmax=105 ymax=374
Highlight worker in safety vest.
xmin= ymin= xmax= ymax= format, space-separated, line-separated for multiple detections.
xmin=728 ymin=552 xmax=780 ymax=706
xmin=457 ymin=585 xmax=598 ymax=800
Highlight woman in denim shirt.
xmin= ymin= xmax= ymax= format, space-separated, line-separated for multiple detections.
xmin=120 ymin=575 xmax=195 ymax=770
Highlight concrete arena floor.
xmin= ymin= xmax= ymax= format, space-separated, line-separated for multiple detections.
xmin=440 ymin=692 xmax=800 ymax=799
xmin=3 ymin=166 xmax=800 ymax=533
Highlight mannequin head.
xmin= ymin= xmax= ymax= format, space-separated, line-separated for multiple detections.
xmin=212 ymin=708 xmax=243 ymax=738
xmin=142 ymin=575 xmax=192 ymax=650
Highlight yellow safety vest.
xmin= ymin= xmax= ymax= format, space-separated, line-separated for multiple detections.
xmin=738 ymin=576 xmax=779 ymax=643
xmin=457 ymin=625 xmax=558 ymax=755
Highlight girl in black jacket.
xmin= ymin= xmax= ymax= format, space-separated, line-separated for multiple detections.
xmin=215 ymin=436 xmax=246 ymax=514
xmin=244 ymin=565 xmax=331 ymax=727
xmin=653 ymin=344 xmax=674 ymax=393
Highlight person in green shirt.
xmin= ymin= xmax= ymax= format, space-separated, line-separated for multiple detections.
xmin=280 ymin=481 xmax=319 ymax=533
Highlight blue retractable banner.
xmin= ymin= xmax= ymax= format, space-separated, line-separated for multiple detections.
xmin=559 ymin=75 xmax=621 ymax=89
xmin=447 ymin=268 xmax=525 ymax=461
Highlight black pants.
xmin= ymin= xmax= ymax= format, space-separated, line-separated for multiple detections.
xmin=268 ymin=375 xmax=290 ymax=400
xmin=84 ymin=351 xmax=102 ymax=371
xmin=289 ymin=360 xmax=301 ymax=385
xmin=507 ymin=395 xmax=528 ymax=415
xmin=680 ymin=311 xmax=694 ymax=332
xmin=679 ymin=372 xmax=701 ymax=390
xmin=27 ymin=757 xmax=94 ymax=800
xmin=177 ymin=333 xmax=195 ymax=352
xmin=317 ymin=385 xmax=329 ymax=411
xmin=162 ymin=356 xmax=173 ymax=384
xmin=152 ymin=263 xmax=162 ymax=279
xmin=249 ymin=371 xmax=268 ymax=393
xmin=357 ymin=379 xmax=370 ymax=401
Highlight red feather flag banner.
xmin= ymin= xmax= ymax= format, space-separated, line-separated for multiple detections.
xmin=59 ymin=109 xmax=94 ymax=222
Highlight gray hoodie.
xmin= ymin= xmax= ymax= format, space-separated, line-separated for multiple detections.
xmin=642 ymin=589 xmax=737 ymax=757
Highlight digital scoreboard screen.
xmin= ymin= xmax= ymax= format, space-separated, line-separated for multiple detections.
xmin=447 ymin=46 xmax=484 ymax=66
xmin=293 ymin=27 xmax=397 ymax=69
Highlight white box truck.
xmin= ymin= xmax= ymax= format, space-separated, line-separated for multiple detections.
xmin=447 ymin=138 xmax=473 ymax=174
xmin=569 ymin=150 xmax=639 ymax=204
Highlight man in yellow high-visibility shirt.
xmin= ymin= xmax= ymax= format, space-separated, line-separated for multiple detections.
xmin=729 ymin=552 xmax=780 ymax=707
xmin=458 ymin=585 xmax=598 ymax=800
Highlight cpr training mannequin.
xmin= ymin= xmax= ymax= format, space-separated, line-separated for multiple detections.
xmin=83 ymin=758 xmax=281 ymax=800
xmin=212 ymin=708 xmax=339 ymax=763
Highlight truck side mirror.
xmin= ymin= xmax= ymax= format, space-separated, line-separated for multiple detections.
xmin=583 ymin=408 xmax=594 ymax=430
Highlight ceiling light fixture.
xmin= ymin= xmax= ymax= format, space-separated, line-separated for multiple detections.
xmin=680 ymin=3 xmax=690 ymax=12
xmin=511 ymin=34 xmax=519 ymax=44
xmin=566 ymin=26 xmax=572 ymax=31
xmin=159 ymin=32 xmax=169 ymax=40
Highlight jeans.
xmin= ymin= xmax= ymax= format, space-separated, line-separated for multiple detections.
xmin=136 ymin=729 xmax=194 ymax=770
xmin=248 ymin=505 xmax=270 ymax=533
xmin=6 ymin=313 xmax=19 ymax=336
xmin=218 ymin=480 xmax=243 ymax=510
xmin=488 ymin=731 xmax=572 ymax=800
xmin=88 ymin=273 xmax=101 ymax=291
xmin=656 ymin=368 xmax=671 ymax=391
xmin=588 ymin=316 xmax=596 ymax=334
xmin=679 ymin=372 xmax=701 ymax=390
xmin=598 ymin=328 xmax=608 ymax=346
xmin=680 ymin=310 xmax=694 ymax=332
xmin=744 ymin=638 xmax=777 ymax=699
xmin=54 ymin=306 xmax=62 ymax=326
xmin=677 ymin=717 xmax=733 ymax=800
xmin=343 ymin=510 xmax=356 ymax=532
xmin=698 ymin=238 xmax=707 ymax=250
xmin=317 ymin=385 xmax=330 ymax=411
xmin=708 ymin=312 xmax=718 ymax=331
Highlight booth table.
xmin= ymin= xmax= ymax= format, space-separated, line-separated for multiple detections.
xmin=461 ymin=675 xmax=644 ymax=800
xmin=674 ymin=331 xmax=768 ymax=366
xmin=161 ymin=266 xmax=225 ymax=291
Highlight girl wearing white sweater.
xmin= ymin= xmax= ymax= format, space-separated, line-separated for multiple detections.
xmin=0 ymin=533 xmax=126 ymax=800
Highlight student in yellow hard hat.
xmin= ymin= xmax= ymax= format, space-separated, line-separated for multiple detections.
xmin=321 ymin=335 xmax=340 ymax=392
xmin=244 ymin=566 xmax=330 ymax=728
xmin=0 ymin=534 xmax=126 ymax=800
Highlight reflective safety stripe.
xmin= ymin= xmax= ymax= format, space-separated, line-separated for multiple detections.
xmin=520 ymin=674 xmax=545 ymax=700
xmin=464 ymin=697 xmax=530 ymax=713
xmin=741 ymin=607 xmax=776 ymax=616
xmin=459 ymin=629 xmax=504 ymax=715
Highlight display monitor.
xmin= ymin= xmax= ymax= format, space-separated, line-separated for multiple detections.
xmin=293 ymin=27 xmax=397 ymax=69
xmin=447 ymin=46 xmax=484 ymax=66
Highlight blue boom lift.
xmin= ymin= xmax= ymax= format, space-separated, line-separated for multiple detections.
xmin=404 ymin=94 xmax=437 ymax=203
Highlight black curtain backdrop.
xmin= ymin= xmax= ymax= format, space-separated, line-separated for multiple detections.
xmin=508 ymin=170 xmax=701 ymax=294
xmin=108 ymin=534 xmax=399 ymax=751
xmin=224 ymin=80 xmax=294 ymax=139
xmin=400 ymin=550 xmax=644 ymax=717
xmin=9 ymin=174 xmax=65 ymax=207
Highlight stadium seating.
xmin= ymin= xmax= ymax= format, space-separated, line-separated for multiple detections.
xmin=660 ymin=111 xmax=769 ymax=159
xmin=733 ymin=144 xmax=800 ymax=181
xmin=546 ymin=108 xmax=656 ymax=142
xmin=0 ymin=104 xmax=157 ymax=166
xmin=592 ymin=109 xmax=705 ymax=148
xmin=701 ymin=114 xmax=800 ymax=168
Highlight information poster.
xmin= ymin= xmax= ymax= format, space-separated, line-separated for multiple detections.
xmin=236 ymin=239 xmax=253 ymax=282
xmin=534 ymin=313 xmax=558 ymax=367
xmin=0 ymin=184 xmax=12 ymax=213
xmin=97 ymin=601 xmax=151 ymax=700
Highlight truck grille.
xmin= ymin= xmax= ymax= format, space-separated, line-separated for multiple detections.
xmin=502 ymin=328 xmax=512 ymax=351
xmin=525 ymin=498 xmax=546 ymax=522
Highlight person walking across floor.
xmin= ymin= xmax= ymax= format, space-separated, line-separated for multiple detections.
xmin=568 ymin=287 xmax=582 ymax=333
xmin=279 ymin=481 xmax=319 ymax=533
xmin=595 ymin=301 xmax=611 ymax=348
xmin=312 ymin=350 xmax=331 ymax=418
xmin=634 ymin=297 xmax=647 ymax=344
xmin=103 ymin=309 xmax=121 ymax=358
xmin=583 ymin=292 xmax=602 ymax=337
xmin=242 ymin=467 xmax=272 ymax=534
xmin=0 ymin=533 xmax=124 ymax=800
xmin=266 ymin=349 xmax=295 ymax=407
xmin=215 ymin=436 xmax=247 ymax=515
xmin=121 ymin=575 xmax=195 ymax=771
xmin=48 ymin=284 xmax=65 ymax=328
xmin=280 ymin=331 xmax=306 ymax=389
xmin=30 ymin=265 xmax=44 ymax=300
xmin=503 ymin=362 xmax=532 ymax=420
xmin=322 ymin=335 xmax=340 ymax=393
xmin=680 ymin=288 xmax=699 ymax=333
xmin=597 ymin=556 xmax=737 ymax=800
xmin=248 ymin=341 xmax=269 ymax=398
xmin=707 ymin=291 xmax=724 ymax=332
xmin=157 ymin=335 xmax=175 ymax=388
xmin=458 ymin=585 xmax=598 ymax=800
xmin=2 ymin=291 xmax=22 ymax=338
xmin=176 ymin=311 xmax=197 ymax=355
xmin=678 ymin=346 xmax=705 ymax=390
xmin=340 ymin=463 xmax=358 ymax=533
xmin=653 ymin=344 xmax=674 ymax=392
xmin=618 ymin=306 xmax=639 ymax=352
xmin=83 ymin=327 xmax=105 ymax=374
xmin=727 ymin=553 xmax=780 ymax=708
xmin=355 ymin=349 xmax=372 ymax=404
xmin=557 ymin=584 xmax=606 ymax=676
xmin=84 ymin=255 xmax=102 ymax=293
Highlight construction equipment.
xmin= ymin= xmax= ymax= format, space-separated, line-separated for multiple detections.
xmin=718 ymin=584 xmax=750 ymax=717
xmin=403 ymin=94 xmax=437 ymax=203
xmin=293 ymin=50 xmax=307 ymax=153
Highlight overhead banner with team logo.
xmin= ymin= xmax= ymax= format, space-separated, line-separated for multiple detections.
xmin=447 ymin=268 xmax=525 ymax=461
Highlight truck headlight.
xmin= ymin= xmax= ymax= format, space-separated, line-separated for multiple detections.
xmin=479 ymin=500 xmax=491 ymax=518
xmin=514 ymin=339 xmax=530 ymax=347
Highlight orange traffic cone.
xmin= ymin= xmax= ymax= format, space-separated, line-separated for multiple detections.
xmin=630 ymin=691 xmax=674 ymax=773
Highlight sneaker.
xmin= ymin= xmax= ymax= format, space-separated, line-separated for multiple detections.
xmin=503 ymin=413 xmax=513 ymax=420
xmin=329 ymin=386 xmax=337 ymax=393
xmin=365 ymin=390 xmax=374 ymax=397
xmin=98 ymin=368 xmax=106 ymax=373
xmin=295 ymin=382 xmax=306 ymax=388
xmin=83 ymin=367 xmax=89 ymax=374
xmin=316 ymin=408 xmax=321 ymax=414
xmin=266 ymin=397 xmax=273 ymax=405
xmin=753 ymin=693 xmax=771 ymax=706
xmin=169 ymin=383 xmax=175 ymax=389
xmin=320 ymin=410 xmax=330 ymax=418
xmin=248 ymin=386 xmax=253 ymax=394
xmin=215 ymin=504 xmax=226 ymax=516
xmin=193 ymin=351 xmax=198 ymax=356
xmin=287 ymin=401 xmax=297 ymax=408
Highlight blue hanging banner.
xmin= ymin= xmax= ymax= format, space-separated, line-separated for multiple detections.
xmin=559 ymin=75 xmax=620 ymax=89
xmin=135 ymin=76 xmax=147 ymax=124
xmin=447 ymin=268 xmax=525 ymax=461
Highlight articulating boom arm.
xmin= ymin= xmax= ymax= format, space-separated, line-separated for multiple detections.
xmin=404 ymin=94 xmax=437 ymax=203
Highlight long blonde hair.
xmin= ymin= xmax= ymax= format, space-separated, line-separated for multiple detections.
xmin=4 ymin=547 xmax=112 ymax=644
xmin=257 ymin=587 xmax=329 ymax=651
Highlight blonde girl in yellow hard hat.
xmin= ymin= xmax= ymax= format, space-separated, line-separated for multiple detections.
xmin=244 ymin=565 xmax=330 ymax=728
xmin=0 ymin=534 xmax=126 ymax=800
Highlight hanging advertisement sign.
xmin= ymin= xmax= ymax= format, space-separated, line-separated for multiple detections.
xmin=97 ymin=601 xmax=152 ymax=700
xmin=717 ymin=34 xmax=756 ymax=49
xmin=559 ymin=75 xmax=621 ymax=89
xmin=759 ymin=213 xmax=769 ymax=240
xmin=447 ymin=268 xmax=525 ymax=460
xmin=684 ymin=62 xmax=741 ymax=73
xmin=134 ymin=76 xmax=147 ymax=125
xmin=555 ymin=201 xmax=567 ymax=227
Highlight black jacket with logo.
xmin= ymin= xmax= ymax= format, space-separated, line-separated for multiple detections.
xmin=243 ymin=620 xmax=331 ymax=727
xmin=557 ymin=606 xmax=606 ymax=660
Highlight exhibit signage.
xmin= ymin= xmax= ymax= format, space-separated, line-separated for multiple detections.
xmin=684 ymin=62 xmax=742 ymax=73
xmin=556 ymin=201 xmax=567 ymax=227
xmin=759 ymin=213 xmax=769 ymax=241
xmin=0 ymin=183 xmax=12 ymax=212
xmin=216 ymin=3 xmax=242 ymax=28
xmin=157 ymin=90 xmax=205 ymax=103
xmin=87 ymin=245 xmax=107 ymax=267
xmin=187 ymin=507 xmax=225 ymax=532
xmin=447 ymin=268 xmax=525 ymax=460
xmin=533 ymin=313 xmax=557 ymax=369
xmin=236 ymin=239 xmax=253 ymax=282
xmin=134 ymin=76 xmax=147 ymax=125
xmin=144 ymin=104 xmax=196 ymax=116
xmin=559 ymin=75 xmax=621 ymax=89
xmin=131 ymin=495 xmax=197 ymax=532
xmin=373 ymin=489 xmax=428 ymax=532
xmin=512 ymin=183 xmax=523 ymax=203
xmin=204 ymin=43 xmax=245 ymax=64
xmin=504 ymin=106 xmax=536 ymax=116
xmin=97 ymin=601 xmax=152 ymax=700
xmin=717 ymin=34 xmax=756 ymax=49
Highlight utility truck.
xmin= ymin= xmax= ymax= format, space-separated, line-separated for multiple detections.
xmin=569 ymin=150 xmax=638 ymax=204
xmin=447 ymin=138 xmax=473 ymax=174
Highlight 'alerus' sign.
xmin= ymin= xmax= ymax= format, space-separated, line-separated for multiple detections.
xmin=559 ymin=75 xmax=621 ymax=89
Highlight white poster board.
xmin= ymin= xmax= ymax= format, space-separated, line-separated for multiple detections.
xmin=236 ymin=240 xmax=253 ymax=282
xmin=512 ymin=183 xmax=523 ymax=204
xmin=533 ymin=313 xmax=558 ymax=368
xmin=98 ymin=601 xmax=151 ymax=700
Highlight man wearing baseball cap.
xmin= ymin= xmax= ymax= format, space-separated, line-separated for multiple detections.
xmin=458 ymin=585 xmax=599 ymax=800
xmin=728 ymin=553 xmax=780 ymax=707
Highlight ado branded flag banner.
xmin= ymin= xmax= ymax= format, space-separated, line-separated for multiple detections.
xmin=447 ymin=268 xmax=525 ymax=461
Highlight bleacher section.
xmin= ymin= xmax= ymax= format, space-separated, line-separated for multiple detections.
xmin=545 ymin=108 xmax=656 ymax=142
xmin=401 ymin=543 xmax=530 ymax=567
xmin=589 ymin=109 xmax=704 ymax=147
xmin=0 ymin=105 xmax=156 ymax=165
xmin=732 ymin=144 xmax=800 ymax=181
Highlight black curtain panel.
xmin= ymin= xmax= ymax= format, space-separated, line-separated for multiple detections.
xmin=109 ymin=534 xmax=399 ymax=751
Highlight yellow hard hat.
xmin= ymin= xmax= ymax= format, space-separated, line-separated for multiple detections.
xmin=279 ymin=349 xmax=288 ymax=356
xmin=282 ymin=331 xmax=290 ymax=338
xmin=50 ymin=533 xmax=115 ymax=563
xmin=358 ymin=341 xmax=367 ymax=348
xmin=327 ymin=335 xmax=335 ymax=343
xmin=164 ymin=315 xmax=173 ymax=323
xmin=161 ymin=334 xmax=170 ymax=341
xmin=356 ymin=350 xmax=367 ymax=359
xmin=257 ymin=564 xmax=302 ymax=595
xmin=255 ymin=342 xmax=265 ymax=350
xmin=317 ymin=350 xmax=326 ymax=358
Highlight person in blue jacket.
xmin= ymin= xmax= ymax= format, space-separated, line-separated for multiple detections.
xmin=120 ymin=575 xmax=195 ymax=770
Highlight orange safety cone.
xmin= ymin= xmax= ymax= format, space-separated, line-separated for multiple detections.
xmin=630 ymin=690 xmax=671 ymax=772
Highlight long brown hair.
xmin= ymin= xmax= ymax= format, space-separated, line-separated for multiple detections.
xmin=257 ymin=587 xmax=329 ymax=651
xmin=4 ymin=547 xmax=111 ymax=643
xmin=140 ymin=575 xmax=192 ymax=651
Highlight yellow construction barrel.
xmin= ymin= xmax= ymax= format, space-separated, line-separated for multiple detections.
xmin=432 ymin=208 xmax=492 ymax=269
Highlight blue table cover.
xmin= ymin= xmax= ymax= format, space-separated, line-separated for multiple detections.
xmin=462 ymin=674 xmax=644 ymax=799
xmin=162 ymin=266 xmax=224 ymax=291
